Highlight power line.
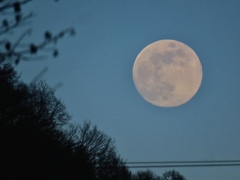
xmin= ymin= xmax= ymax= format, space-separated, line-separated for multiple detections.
xmin=126 ymin=160 xmax=240 ymax=168
xmin=126 ymin=160 xmax=240 ymax=164
xmin=128 ymin=163 xmax=240 ymax=168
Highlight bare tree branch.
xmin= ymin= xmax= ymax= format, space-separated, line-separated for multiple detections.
xmin=0 ymin=1 xmax=75 ymax=65
xmin=0 ymin=12 xmax=33 ymax=35
xmin=0 ymin=0 xmax=32 ymax=12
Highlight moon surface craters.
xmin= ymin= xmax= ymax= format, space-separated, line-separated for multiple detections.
xmin=133 ymin=40 xmax=202 ymax=107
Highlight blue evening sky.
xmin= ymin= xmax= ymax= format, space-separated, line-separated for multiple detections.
xmin=16 ymin=1 xmax=240 ymax=179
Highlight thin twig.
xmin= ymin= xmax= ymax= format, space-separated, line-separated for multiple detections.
xmin=0 ymin=0 xmax=32 ymax=12
xmin=0 ymin=12 xmax=33 ymax=35
xmin=11 ymin=28 xmax=32 ymax=50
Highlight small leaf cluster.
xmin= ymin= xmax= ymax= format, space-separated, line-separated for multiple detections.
xmin=0 ymin=0 xmax=32 ymax=34
xmin=0 ymin=0 xmax=75 ymax=65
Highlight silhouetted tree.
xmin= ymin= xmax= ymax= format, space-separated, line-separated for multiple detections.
xmin=132 ymin=170 xmax=161 ymax=180
xmin=0 ymin=1 xmax=132 ymax=179
xmin=160 ymin=170 xmax=186 ymax=180
xmin=0 ymin=0 xmax=75 ymax=65
xmin=67 ymin=121 xmax=132 ymax=180
xmin=0 ymin=64 xmax=131 ymax=179
xmin=0 ymin=64 xmax=73 ymax=179
xmin=132 ymin=169 xmax=187 ymax=180
xmin=1 ymin=2 xmax=186 ymax=180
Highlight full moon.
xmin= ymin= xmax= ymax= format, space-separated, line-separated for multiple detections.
xmin=133 ymin=39 xmax=202 ymax=107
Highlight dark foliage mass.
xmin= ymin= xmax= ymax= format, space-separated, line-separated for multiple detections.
xmin=132 ymin=169 xmax=186 ymax=180
xmin=0 ymin=1 xmax=187 ymax=179
xmin=160 ymin=170 xmax=186 ymax=180
xmin=0 ymin=64 xmax=186 ymax=179
xmin=0 ymin=64 xmax=131 ymax=179
xmin=132 ymin=170 xmax=161 ymax=180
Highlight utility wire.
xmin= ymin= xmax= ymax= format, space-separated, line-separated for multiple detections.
xmin=126 ymin=160 xmax=240 ymax=168
xmin=128 ymin=163 xmax=240 ymax=168
xmin=126 ymin=160 xmax=240 ymax=164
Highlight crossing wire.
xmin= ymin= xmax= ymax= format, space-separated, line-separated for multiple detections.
xmin=126 ymin=160 xmax=240 ymax=164
xmin=126 ymin=160 xmax=240 ymax=168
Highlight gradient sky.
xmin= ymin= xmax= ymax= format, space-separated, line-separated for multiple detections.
xmin=15 ymin=1 xmax=240 ymax=179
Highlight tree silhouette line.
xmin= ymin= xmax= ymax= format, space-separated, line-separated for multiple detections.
xmin=0 ymin=64 xmax=132 ymax=179
xmin=0 ymin=64 xmax=186 ymax=179
xmin=0 ymin=1 xmax=187 ymax=179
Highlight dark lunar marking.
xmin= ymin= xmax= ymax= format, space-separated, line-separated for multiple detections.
xmin=152 ymin=65 xmax=162 ymax=82
xmin=178 ymin=61 xmax=186 ymax=66
xmin=142 ymin=90 xmax=158 ymax=102
xmin=175 ymin=48 xmax=186 ymax=58
xmin=160 ymin=51 xmax=175 ymax=64
xmin=150 ymin=52 xmax=162 ymax=69
xmin=141 ymin=81 xmax=175 ymax=103
xmin=168 ymin=42 xmax=176 ymax=48
xmin=158 ymin=82 xmax=175 ymax=101
xmin=137 ymin=61 xmax=151 ymax=84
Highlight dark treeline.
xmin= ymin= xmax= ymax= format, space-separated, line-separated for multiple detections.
xmin=0 ymin=64 xmax=187 ymax=180
xmin=132 ymin=169 xmax=186 ymax=180
xmin=0 ymin=64 xmax=131 ymax=179
xmin=0 ymin=1 xmax=186 ymax=179
xmin=0 ymin=65 xmax=187 ymax=179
